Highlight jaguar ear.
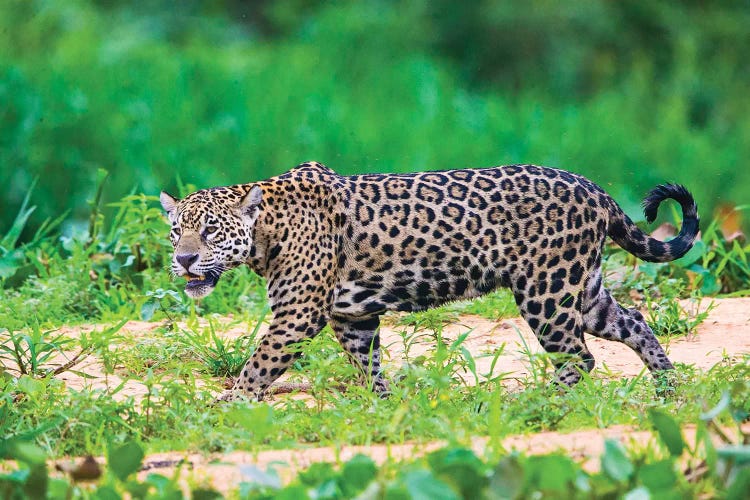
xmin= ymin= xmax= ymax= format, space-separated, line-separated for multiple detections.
xmin=160 ymin=191 xmax=179 ymax=214
xmin=238 ymin=185 xmax=262 ymax=220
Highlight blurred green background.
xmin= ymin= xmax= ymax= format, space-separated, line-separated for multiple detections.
xmin=2 ymin=0 xmax=749 ymax=237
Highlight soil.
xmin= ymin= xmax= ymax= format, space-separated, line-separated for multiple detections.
xmin=8 ymin=297 xmax=750 ymax=493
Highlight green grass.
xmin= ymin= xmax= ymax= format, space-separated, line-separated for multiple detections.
xmin=2 ymin=357 xmax=749 ymax=498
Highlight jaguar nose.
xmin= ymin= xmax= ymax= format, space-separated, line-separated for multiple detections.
xmin=176 ymin=253 xmax=199 ymax=272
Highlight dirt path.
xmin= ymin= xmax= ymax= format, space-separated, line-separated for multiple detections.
xmin=50 ymin=297 xmax=750 ymax=399
xmin=56 ymin=421 xmax=745 ymax=495
xmin=134 ymin=425 xmax=661 ymax=488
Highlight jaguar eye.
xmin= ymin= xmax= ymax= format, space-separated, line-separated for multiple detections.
xmin=173 ymin=226 xmax=182 ymax=237
xmin=205 ymin=226 xmax=218 ymax=235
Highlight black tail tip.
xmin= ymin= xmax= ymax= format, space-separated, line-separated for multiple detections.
xmin=642 ymin=183 xmax=697 ymax=224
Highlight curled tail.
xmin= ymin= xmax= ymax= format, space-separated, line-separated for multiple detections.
xmin=608 ymin=184 xmax=699 ymax=263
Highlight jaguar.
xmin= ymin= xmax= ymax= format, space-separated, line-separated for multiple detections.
xmin=160 ymin=162 xmax=698 ymax=401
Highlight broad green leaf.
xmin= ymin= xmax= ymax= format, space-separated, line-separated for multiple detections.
xmin=314 ymin=479 xmax=339 ymax=498
xmin=637 ymin=459 xmax=676 ymax=491
xmin=299 ymin=462 xmax=336 ymax=487
xmin=428 ymin=448 xmax=486 ymax=499
xmin=273 ymin=485 xmax=310 ymax=500
xmin=489 ymin=455 xmax=524 ymax=499
xmin=402 ymin=469 xmax=459 ymax=500
xmin=144 ymin=473 xmax=180 ymax=497
xmin=108 ymin=441 xmax=144 ymax=481
xmin=93 ymin=485 xmax=122 ymax=500
xmin=699 ymin=272 xmax=721 ymax=295
xmin=725 ymin=468 xmax=750 ymax=500
xmin=340 ymin=454 xmax=377 ymax=495
xmin=0 ymin=251 xmax=25 ymax=279
xmin=10 ymin=440 xmax=47 ymax=465
xmin=601 ymin=440 xmax=634 ymax=482
xmin=192 ymin=487 xmax=224 ymax=499
xmin=526 ymin=454 xmax=578 ymax=492
xmin=48 ymin=478 xmax=73 ymax=499
xmin=23 ymin=464 xmax=48 ymax=500
xmin=140 ymin=300 xmax=158 ymax=321
xmin=649 ymin=410 xmax=685 ymax=457
xmin=384 ymin=481 xmax=411 ymax=500
xmin=124 ymin=479 xmax=149 ymax=498
xmin=238 ymin=464 xmax=281 ymax=489
xmin=623 ymin=486 xmax=650 ymax=500
xmin=717 ymin=444 xmax=750 ymax=465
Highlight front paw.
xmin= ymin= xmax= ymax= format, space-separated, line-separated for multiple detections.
xmin=212 ymin=389 xmax=265 ymax=405
xmin=216 ymin=389 xmax=238 ymax=402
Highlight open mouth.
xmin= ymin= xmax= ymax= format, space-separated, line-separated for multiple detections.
xmin=183 ymin=270 xmax=221 ymax=295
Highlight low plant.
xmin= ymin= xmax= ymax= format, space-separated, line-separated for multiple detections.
xmin=644 ymin=289 xmax=715 ymax=337
xmin=0 ymin=320 xmax=125 ymax=380
xmin=0 ymin=438 xmax=221 ymax=499
xmin=0 ymin=180 xmax=65 ymax=285
xmin=175 ymin=309 xmax=269 ymax=378
xmin=683 ymin=205 xmax=750 ymax=294
xmin=240 ymin=390 xmax=750 ymax=499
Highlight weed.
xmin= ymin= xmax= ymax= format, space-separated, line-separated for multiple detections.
xmin=684 ymin=206 xmax=750 ymax=294
xmin=140 ymin=288 xmax=185 ymax=322
xmin=645 ymin=291 xmax=716 ymax=337
xmin=175 ymin=308 xmax=269 ymax=378
xmin=0 ymin=320 xmax=124 ymax=381
xmin=0 ymin=180 xmax=65 ymax=286
xmin=0 ymin=323 xmax=74 ymax=377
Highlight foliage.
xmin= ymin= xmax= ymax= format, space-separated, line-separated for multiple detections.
xmin=678 ymin=206 xmax=750 ymax=294
xmin=1 ymin=4 xmax=749 ymax=497
xmin=1 ymin=389 xmax=749 ymax=498
xmin=1 ymin=0 xmax=749 ymax=237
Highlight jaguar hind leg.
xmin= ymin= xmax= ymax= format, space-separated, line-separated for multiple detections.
xmin=329 ymin=316 xmax=390 ymax=394
xmin=514 ymin=289 xmax=595 ymax=386
xmin=582 ymin=269 xmax=674 ymax=373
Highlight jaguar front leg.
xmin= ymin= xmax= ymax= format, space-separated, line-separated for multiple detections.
xmin=218 ymin=305 xmax=328 ymax=402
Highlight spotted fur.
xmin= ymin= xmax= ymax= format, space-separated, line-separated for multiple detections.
xmin=160 ymin=162 xmax=699 ymax=400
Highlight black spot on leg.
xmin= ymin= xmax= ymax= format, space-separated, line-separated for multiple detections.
xmin=350 ymin=317 xmax=380 ymax=330
xmin=526 ymin=300 xmax=542 ymax=315
xmin=268 ymin=244 xmax=282 ymax=261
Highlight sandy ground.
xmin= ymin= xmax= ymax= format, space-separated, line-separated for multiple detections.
xmin=6 ymin=297 xmax=750 ymax=492
xmin=52 ymin=297 xmax=750 ymax=400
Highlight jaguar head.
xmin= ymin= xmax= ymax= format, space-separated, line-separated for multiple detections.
xmin=159 ymin=185 xmax=262 ymax=299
